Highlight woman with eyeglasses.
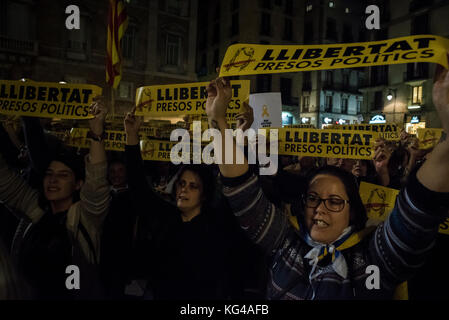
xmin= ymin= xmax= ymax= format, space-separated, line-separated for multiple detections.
xmin=205 ymin=69 xmax=449 ymax=299
xmin=123 ymin=109 xmax=253 ymax=300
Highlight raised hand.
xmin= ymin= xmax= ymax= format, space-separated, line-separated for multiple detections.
xmin=124 ymin=106 xmax=142 ymax=145
xmin=89 ymin=96 xmax=107 ymax=135
xmin=236 ymin=102 xmax=254 ymax=132
xmin=205 ymin=77 xmax=232 ymax=128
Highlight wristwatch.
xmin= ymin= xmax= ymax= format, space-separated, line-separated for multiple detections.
xmin=87 ymin=130 xmax=107 ymax=142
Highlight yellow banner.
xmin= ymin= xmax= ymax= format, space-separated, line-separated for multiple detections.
xmin=359 ymin=181 xmax=449 ymax=235
xmin=219 ymin=35 xmax=449 ymax=77
xmin=359 ymin=182 xmax=400 ymax=220
xmin=0 ymin=80 xmax=102 ymax=119
xmin=284 ymin=124 xmax=315 ymax=129
xmin=135 ymin=80 xmax=250 ymax=121
xmin=325 ymin=123 xmax=401 ymax=141
xmin=277 ymin=128 xmax=379 ymax=160
xmin=416 ymin=128 xmax=444 ymax=149
xmin=438 ymin=218 xmax=449 ymax=235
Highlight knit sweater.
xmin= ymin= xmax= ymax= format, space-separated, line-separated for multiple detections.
xmin=221 ymin=169 xmax=449 ymax=300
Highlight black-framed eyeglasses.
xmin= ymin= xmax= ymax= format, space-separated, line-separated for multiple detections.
xmin=303 ymin=194 xmax=349 ymax=212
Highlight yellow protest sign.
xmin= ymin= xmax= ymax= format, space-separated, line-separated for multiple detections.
xmin=135 ymin=80 xmax=250 ymax=121
xmin=284 ymin=124 xmax=315 ymax=129
xmin=276 ymin=128 xmax=379 ymax=160
xmin=325 ymin=123 xmax=401 ymax=141
xmin=416 ymin=128 xmax=444 ymax=149
xmin=140 ymin=139 xmax=177 ymax=161
xmin=438 ymin=218 xmax=449 ymax=235
xmin=360 ymin=181 xmax=449 ymax=235
xmin=0 ymin=80 xmax=102 ymax=119
xmin=219 ymin=35 xmax=449 ymax=77
xmin=359 ymin=182 xmax=400 ymax=221
xmin=64 ymin=128 xmax=130 ymax=151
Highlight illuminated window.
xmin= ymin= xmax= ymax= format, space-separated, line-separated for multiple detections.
xmin=329 ymin=1 xmax=334 ymax=8
xmin=412 ymin=85 xmax=422 ymax=104
xmin=306 ymin=4 xmax=312 ymax=12
xmin=345 ymin=7 xmax=350 ymax=13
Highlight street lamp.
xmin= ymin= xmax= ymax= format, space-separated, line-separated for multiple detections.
xmin=386 ymin=88 xmax=397 ymax=122
xmin=387 ymin=88 xmax=397 ymax=101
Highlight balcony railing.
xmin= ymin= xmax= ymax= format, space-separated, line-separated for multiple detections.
xmin=0 ymin=36 xmax=38 ymax=55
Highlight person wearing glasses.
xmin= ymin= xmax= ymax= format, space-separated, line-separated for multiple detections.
xmin=205 ymin=68 xmax=449 ymax=299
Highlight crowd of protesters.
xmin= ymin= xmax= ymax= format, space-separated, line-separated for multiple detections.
xmin=1 ymin=66 xmax=449 ymax=300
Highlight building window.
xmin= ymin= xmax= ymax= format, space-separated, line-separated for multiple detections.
xmin=357 ymin=100 xmax=362 ymax=113
xmin=166 ymin=34 xmax=181 ymax=66
xmin=326 ymin=18 xmax=337 ymax=41
xmin=65 ymin=75 xmax=86 ymax=84
xmin=324 ymin=70 xmax=333 ymax=87
xmin=343 ymin=24 xmax=353 ymax=43
xmin=302 ymin=95 xmax=310 ymax=112
xmin=280 ymin=78 xmax=292 ymax=104
xmin=213 ymin=23 xmax=220 ymax=44
xmin=306 ymin=4 xmax=313 ymax=12
xmin=213 ymin=49 xmax=219 ymax=68
xmin=261 ymin=0 xmax=271 ymax=9
xmin=165 ymin=0 xmax=190 ymax=17
xmin=341 ymin=97 xmax=348 ymax=114
xmin=325 ymin=95 xmax=333 ymax=112
xmin=343 ymin=72 xmax=350 ymax=88
xmin=303 ymin=71 xmax=312 ymax=91
xmin=412 ymin=85 xmax=423 ymax=104
xmin=345 ymin=7 xmax=350 ymax=13
xmin=283 ymin=18 xmax=292 ymax=41
xmin=329 ymin=1 xmax=334 ymax=8
xmin=67 ymin=15 xmax=88 ymax=52
xmin=231 ymin=13 xmax=239 ymax=36
xmin=373 ymin=90 xmax=383 ymax=110
xmin=231 ymin=0 xmax=239 ymax=11
xmin=118 ymin=81 xmax=133 ymax=99
xmin=260 ymin=13 xmax=271 ymax=36
xmin=215 ymin=4 xmax=220 ymax=19
xmin=304 ymin=21 xmax=313 ymax=43
xmin=3 ymin=0 xmax=34 ymax=41
xmin=285 ymin=0 xmax=293 ymax=14
xmin=412 ymin=14 xmax=429 ymax=35
xmin=257 ymin=74 xmax=272 ymax=92
xmin=198 ymin=53 xmax=207 ymax=76
xmin=122 ymin=26 xmax=135 ymax=59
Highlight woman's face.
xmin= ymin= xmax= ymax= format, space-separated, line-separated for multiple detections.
xmin=175 ymin=170 xmax=203 ymax=213
xmin=352 ymin=160 xmax=368 ymax=177
xmin=305 ymin=174 xmax=351 ymax=244
xmin=43 ymin=161 xmax=81 ymax=202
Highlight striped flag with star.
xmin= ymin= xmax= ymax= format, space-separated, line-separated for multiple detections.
xmin=106 ymin=0 xmax=128 ymax=88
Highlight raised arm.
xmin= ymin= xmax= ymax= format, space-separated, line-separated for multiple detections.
xmin=124 ymin=108 xmax=174 ymax=229
xmin=79 ymin=98 xmax=110 ymax=218
xmin=205 ymin=78 xmax=290 ymax=254
xmin=416 ymin=63 xmax=449 ymax=192
xmin=367 ymin=63 xmax=449 ymax=292
xmin=205 ymin=77 xmax=248 ymax=178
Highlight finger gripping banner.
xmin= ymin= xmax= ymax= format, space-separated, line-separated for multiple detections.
xmin=0 ymin=80 xmax=102 ymax=119
xmin=134 ymin=80 xmax=250 ymax=121
xmin=219 ymin=35 xmax=449 ymax=77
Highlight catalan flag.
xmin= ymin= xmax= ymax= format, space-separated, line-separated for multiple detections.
xmin=106 ymin=0 xmax=128 ymax=88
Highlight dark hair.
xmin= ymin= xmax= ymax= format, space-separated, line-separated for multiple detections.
xmin=50 ymin=149 xmax=85 ymax=182
xmin=295 ymin=165 xmax=367 ymax=232
xmin=171 ymin=164 xmax=216 ymax=209
xmin=38 ymin=149 xmax=85 ymax=210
